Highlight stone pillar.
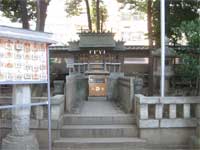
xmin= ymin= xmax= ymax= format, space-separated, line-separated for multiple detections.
xmin=107 ymin=73 xmax=124 ymax=101
xmin=134 ymin=78 xmax=143 ymax=94
xmin=2 ymin=85 xmax=39 ymax=150
xmin=53 ymin=80 xmax=64 ymax=95
xmin=193 ymin=104 xmax=200 ymax=146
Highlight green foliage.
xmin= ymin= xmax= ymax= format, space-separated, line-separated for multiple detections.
xmin=179 ymin=19 xmax=200 ymax=47
xmin=117 ymin=0 xmax=147 ymax=13
xmin=175 ymin=53 xmax=200 ymax=80
xmin=1 ymin=0 xmax=36 ymax=23
xmin=65 ymin=0 xmax=83 ymax=17
xmin=152 ymin=0 xmax=200 ymax=46
xmin=174 ymin=19 xmax=200 ymax=92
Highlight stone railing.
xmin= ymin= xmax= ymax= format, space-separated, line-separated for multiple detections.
xmin=72 ymin=63 xmax=121 ymax=73
xmin=65 ymin=74 xmax=88 ymax=113
xmin=73 ymin=63 xmax=88 ymax=73
xmin=107 ymin=73 xmax=143 ymax=113
xmin=135 ymin=94 xmax=199 ymax=128
xmin=107 ymin=73 xmax=124 ymax=102
xmin=0 ymin=95 xmax=65 ymax=148
xmin=117 ymin=77 xmax=134 ymax=113
xmin=0 ymin=95 xmax=65 ymax=129
xmin=105 ymin=63 xmax=121 ymax=72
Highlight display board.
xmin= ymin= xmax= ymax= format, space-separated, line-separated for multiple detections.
xmin=0 ymin=38 xmax=48 ymax=84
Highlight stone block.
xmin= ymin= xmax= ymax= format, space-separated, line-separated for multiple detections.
xmin=2 ymin=133 xmax=39 ymax=150
xmin=139 ymin=119 xmax=159 ymax=128
xmin=30 ymin=119 xmax=39 ymax=128
xmin=65 ymin=75 xmax=88 ymax=113
xmin=0 ymin=119 xmax=11 ymax=128
xmin=140 ymin=104 xmax=148 ymax=119
xmin=33 ymin=106 xmax=44 ymax=120
xmin=183 ymin=104 xmax=191 ymax=118
xmin=53 ymin=80 xmax=64 ymax=95
xmin=140 ymin=128 xmax=195 ymax=145
xmin=51 ymin=95 xmax=64 ymax=120
xmin=155 ymin=104 xmax=163 ymax=119
xmin=169 ymin=104 xmax=176 ymax=119
xmin=39 ymin=119 xmax=61 ymax=129
xmin=160 ymin=118 xmax=197 ymax=128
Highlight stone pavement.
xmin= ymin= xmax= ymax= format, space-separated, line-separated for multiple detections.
xmin=50 ymin=148 xmax=193 ymax=150
xmin=80 ymin=97 xmax=123 ymax=115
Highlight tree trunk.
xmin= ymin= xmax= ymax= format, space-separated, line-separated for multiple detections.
xmin=36 ymin=0 xmax=49 ymax=32
xmin=100 ymin=12 xmax=103 ymax=32
xmin=33 ymin=0 xmax=50 ymax=97
xmin=85 ymin=0 xmax=92 ymax=31
xmin=19 ymin=0 xmax=29 ymax=29
xmin=147 ymin=0 xmax=153 ymax=47
xmin=96 ymin=0 xmax=100 ymax=32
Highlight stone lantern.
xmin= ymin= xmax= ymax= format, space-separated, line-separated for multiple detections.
xmin=152 ymin=37 xmax=176 ymax=95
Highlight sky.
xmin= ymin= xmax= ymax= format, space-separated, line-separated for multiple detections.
xmin=45 ymin=0 xmax=123 ymax=44
xmin=0 ymin=0 xmax=148 ymax=45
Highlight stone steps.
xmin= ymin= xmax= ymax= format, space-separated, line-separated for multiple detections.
xmin=53 ymin=137 xmax=146 ymax=149
xmin=60 ymin=124 xmax=138 ymax=138
xmin=53 ymin=103 xmax=145 ymax=149
xmin=63 ymin=114 xmax=136 ymax=125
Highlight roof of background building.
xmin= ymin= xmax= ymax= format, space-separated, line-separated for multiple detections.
xmin=0 ymin=25 xmax=56 ymax=43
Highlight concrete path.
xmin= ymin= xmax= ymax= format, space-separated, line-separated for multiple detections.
xmin=80 ymin=97 xmax=123 ymax=115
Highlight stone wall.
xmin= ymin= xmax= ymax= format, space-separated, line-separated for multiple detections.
xmin=140 ymin=128 xmax=195 ymax=146
xmin=107 ymin=73 xmax=143 ymax=113
xmin=117 ymin=77 xmax=134 ymax=113
xmin=65 ymin=74 xmax=88 ymax=113
xmin=107 ymin=73 xmax=124 ymax=101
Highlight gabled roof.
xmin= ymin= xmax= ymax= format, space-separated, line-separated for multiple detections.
xmin=0 ymin=25 xmax=56 ymax=44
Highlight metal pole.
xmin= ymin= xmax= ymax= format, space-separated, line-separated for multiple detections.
xmin=160 ymin=0 xmax=166 ymax=97
xmin=47 ymin=47 xmax=52 ymax=150
xmin=0 ymin=101 xmax=48 ymax=110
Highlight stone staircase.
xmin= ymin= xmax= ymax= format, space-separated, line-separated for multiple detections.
xmin=53 ymin=113 xmax=146 ymax=149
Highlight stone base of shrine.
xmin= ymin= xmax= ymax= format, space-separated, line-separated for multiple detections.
xmin=1 ymin=133 xmax=39 ymax=150
xmin=190 ymin=136 xmax=200 ymax=149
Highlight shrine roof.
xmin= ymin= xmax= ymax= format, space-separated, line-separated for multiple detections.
xmin=49 ymin=45 xmax=154 ymax=51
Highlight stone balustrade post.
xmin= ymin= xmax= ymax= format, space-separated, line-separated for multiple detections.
xmin=53 ymin=80 xmax=64 ymax=95
xmin=169 ymin=104 xmax=176 ymax=119
xmin=119 ymin=65 xmax=121 ymax=72
xmin=134 ymin=78 xmax=143 ymax=94
xmin=78 ymin=65 xmax=80 ymax=73
xmin=88 ymin=63 xmax=90 ymax=71
xmin=194 ymin=104 xmax=200 ymax=146
xmin=104 ymin=63 xmax=106 ymax=71
xmin=140 ymin=104 xmax=148 ymax=119
xmin=2 ymin=85 xmax=39 ymax=150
